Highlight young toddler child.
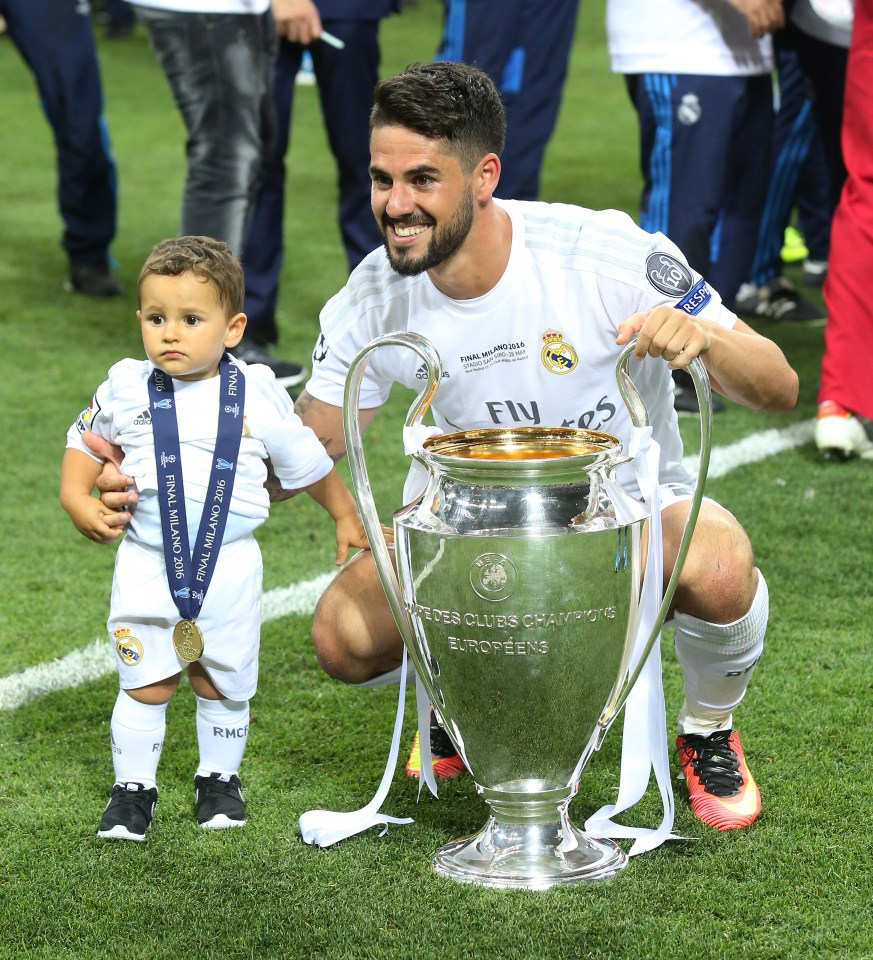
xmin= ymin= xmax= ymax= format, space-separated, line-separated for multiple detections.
xmin=60 ymin=236 xmax=367 ymax=840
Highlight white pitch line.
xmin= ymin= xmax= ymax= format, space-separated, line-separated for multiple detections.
xmin=0 ymin=421 xmax=815 ymax=712
xmin=683 ymin=418 xmax=815 ymax=479
xmin=0 ymin=571 xmax=337 ymax=712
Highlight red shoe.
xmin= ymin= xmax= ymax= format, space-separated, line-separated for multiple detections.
xmin=406 ymin=711 xmax=466 ymax=779
xmin=676 ymin=730 xmax=761 ymax=830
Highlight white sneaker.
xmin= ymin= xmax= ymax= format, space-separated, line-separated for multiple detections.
xmin=815 ymin=401 xmax=873 ymax=460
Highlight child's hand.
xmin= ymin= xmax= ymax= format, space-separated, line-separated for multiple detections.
xmin=65 ymin=494 xmax=128 ymax=544
xmin=333 ymin=513 xmax=369 ymax=566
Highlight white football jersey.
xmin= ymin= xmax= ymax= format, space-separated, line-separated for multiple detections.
xmin=307 ymin=199 xmax=737 ymax=498
xmin=67 ymin=357 xmax=334 ymax=548
xmin=606 ymin=0 xmax=773 ymax=76
xmin=129 ymin=1 xmax=270 ymax=14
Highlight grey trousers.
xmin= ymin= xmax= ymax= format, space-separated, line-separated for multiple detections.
xmin=136 ymin=6 xmax=277 ymax=255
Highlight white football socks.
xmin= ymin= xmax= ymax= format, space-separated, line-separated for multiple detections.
xmin=674 ymin=570 xmax=769 ymax=736
xmin=195 ymin=696 xmax=250 ymax=780
xmin=110 ymin=690 xmax=168 ymax=790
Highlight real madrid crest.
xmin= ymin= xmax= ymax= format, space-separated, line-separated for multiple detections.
xmin=541 ymin=329 xmax=578 ymax=375
xmin=113 ymin=626 xmax=144 ymax=666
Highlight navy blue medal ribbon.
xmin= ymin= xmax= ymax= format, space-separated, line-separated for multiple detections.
xmin=147 ymin=354 xmax=245 ymax=660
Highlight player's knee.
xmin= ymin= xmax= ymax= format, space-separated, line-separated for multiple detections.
xmin=311 ymin=590 xmax=372 ymax=685
xmin=675 ymin=514 xmax=757 ymax=623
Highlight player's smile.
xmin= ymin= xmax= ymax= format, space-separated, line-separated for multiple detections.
xmin=370 ymin=126 xmax=476 ymax=277
xmin=383 ymin=214 xmax=434 ymax=247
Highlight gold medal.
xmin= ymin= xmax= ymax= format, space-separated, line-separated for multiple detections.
xmin=173 ymin=619 xmax=204 ymax=662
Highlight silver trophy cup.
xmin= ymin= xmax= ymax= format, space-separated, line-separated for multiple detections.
xmin=344 ymin=332 xmax=711 ymax=889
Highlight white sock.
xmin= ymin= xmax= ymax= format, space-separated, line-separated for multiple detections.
xmin=110 ymin=690 xmax=167 ymax=790
xmin=195 ymin=696 xmax=249 ymax=779
xmin=674 ymin=571 xmax=769 ymax=735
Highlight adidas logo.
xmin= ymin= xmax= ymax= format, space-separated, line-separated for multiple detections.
xmin=415 ymin=363 xmax=450 ymax=380
xmin=133 ymin=408 xmax=152 ymax=426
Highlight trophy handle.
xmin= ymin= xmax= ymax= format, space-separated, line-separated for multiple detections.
xmin=342 ymin=332 xmax=443 ymax=670
xmin=601 ymin=343 xmax=713 ymax=723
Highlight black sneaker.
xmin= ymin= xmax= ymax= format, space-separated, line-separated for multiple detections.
xmin=194 ymin=773 xmax=247 ymax=829
xmin=233 ymin=339 xmax=307 ymax=389
xmin=97 ymin=782 xmax=158 ymax=841
xmin=736 ymin=277 xmax=825 ymax=323
xmin=65 ymin=261 xmax=124 ymax=298
xmin=672 ymin=369 xmax=724 ymax=415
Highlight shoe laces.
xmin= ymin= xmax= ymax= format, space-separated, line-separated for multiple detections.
xmin=197 ymin=773 xmax=241 ymax=799
xmin=429 ymin=711 xmax=459 ymax=759
xmin=112 ymin=782 xmax=156 ymax=812
xmin=679 ymin=731 xmax=743 ymax=797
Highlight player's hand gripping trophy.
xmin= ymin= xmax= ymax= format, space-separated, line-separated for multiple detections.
xmin=344 ymin=332 xmax=712 ymax=889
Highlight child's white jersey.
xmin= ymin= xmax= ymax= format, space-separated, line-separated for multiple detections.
xmin=307 ymin=199 xmax=737 ymax=498
xmin=67 ymin=357 xmax=333 ymax=548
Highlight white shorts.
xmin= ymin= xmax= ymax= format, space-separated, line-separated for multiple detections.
xmin=107 ymin=535 xmax=263 ymax=700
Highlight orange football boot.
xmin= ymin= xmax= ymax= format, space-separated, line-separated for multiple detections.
xmin=676 ymin=729 xmax=761 ymax=830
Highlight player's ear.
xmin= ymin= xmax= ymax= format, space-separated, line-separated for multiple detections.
xmin=477 ymin=152 xmax=501 ymax=202
xmin=225 ymin=312 xmax=247 ymax=348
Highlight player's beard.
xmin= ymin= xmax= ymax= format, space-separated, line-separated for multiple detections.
xmin=382 ymin=186 xmax=475 ymax=277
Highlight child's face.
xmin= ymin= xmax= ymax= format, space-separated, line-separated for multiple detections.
xmin=138 ymin=272 xmax=246 ymax=381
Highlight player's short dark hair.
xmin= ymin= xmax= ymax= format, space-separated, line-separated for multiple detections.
xmin=371 ymin=61 xmax=506 ymax=172
xmin=138 ymin=236 xmax=244 ymax=316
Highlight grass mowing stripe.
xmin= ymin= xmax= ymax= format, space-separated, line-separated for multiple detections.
xmin=0 ymin=420 xmax=815 ymax=712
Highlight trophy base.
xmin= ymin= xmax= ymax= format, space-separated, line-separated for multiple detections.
xmin=433 ymin=812 xmax=627 ymax=890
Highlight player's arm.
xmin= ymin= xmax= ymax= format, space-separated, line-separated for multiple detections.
xmin=304 ymin=467 xmax=369 ymax=566
xmin=60 ymin=448 xmax=127 ymax=544
xmin=83 ymin=431 xmax=139 ymax=531
xmin=264 ymin=389 xmax=381 ymax=502
xmin=616 ymin=307 xmax=799 ymax=411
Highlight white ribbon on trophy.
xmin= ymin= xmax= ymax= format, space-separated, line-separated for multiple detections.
xmin=298 ymin=423 xmax=442 ymax=846
xmin=585 ymin=424 xmax=686 ymax=855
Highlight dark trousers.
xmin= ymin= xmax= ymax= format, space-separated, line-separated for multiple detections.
xmin=1 ymin=0 xmax=117 ymax=264
xmin=748 ymin=41 xmax=834 ymax=286
xmin=626 ymin=72 xmax=773 ymax=309
xmin=437 ymin=0 xmax=582 ymax=201
xmin=242 ymin=20 xmax=383 ymax=344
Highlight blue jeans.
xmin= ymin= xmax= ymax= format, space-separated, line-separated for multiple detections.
xmin=136 ymin=7 xmax=277 ymax=255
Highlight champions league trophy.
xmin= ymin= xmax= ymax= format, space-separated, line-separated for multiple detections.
xmin=343 ymin=332 xmax=711 ymax=889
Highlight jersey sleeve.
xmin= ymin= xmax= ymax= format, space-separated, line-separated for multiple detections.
xmin=305 ymin=275 xmax=397 ymax=410
xmin=578 ymin=208 xmax=739 ymax=332
xmin=247 ymin=364 xmax=335 ymax=490
xmin=65 ymin=377 xmax=115 ymax=462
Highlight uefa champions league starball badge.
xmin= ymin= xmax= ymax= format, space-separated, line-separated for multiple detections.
xmin=173 ymin=619 xmax=204 ymax=662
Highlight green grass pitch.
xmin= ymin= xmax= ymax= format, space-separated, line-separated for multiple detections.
xmin=1 ymin=2 xmax=871 ymax=958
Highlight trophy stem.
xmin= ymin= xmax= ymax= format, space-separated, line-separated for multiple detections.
xmin=433 ymin=796 xmax=628 ymax=890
